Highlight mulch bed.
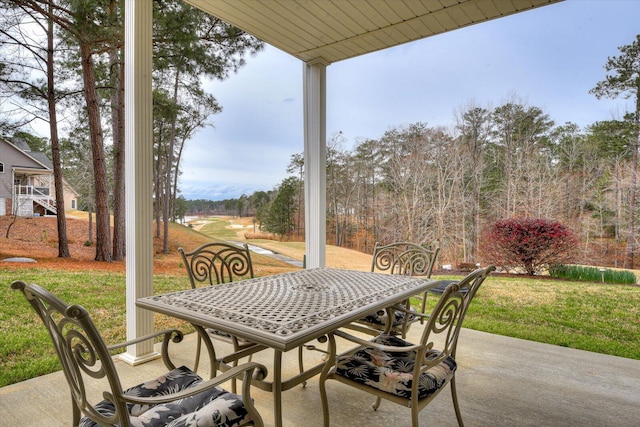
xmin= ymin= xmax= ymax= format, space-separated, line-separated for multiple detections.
xmin=0 ymin=216 xmax=184 ymax=274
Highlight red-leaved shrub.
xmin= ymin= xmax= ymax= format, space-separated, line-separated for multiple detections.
xmin=481 ymin=218 xmax=578 ymax=275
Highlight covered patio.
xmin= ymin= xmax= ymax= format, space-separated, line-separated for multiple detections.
xmin=122 ymin=0 xmax=566 ymax=360
xmin=4 ymin=1 xmax=639 ymax=425
xmin=3 ymin=327 xmax=639 ymax=426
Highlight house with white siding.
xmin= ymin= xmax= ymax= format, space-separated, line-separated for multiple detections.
xmin=0 ymin=137 xmax=78 ymax=217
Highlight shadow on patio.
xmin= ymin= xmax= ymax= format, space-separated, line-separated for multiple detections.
xmin=2 ymin=327 xmax=638 ymax=426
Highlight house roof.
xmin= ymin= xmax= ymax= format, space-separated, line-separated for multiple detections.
xmin=0 ymin=137 xmax=52 ymax=171
xmin=182 ymin=0 xmax=563 ymax=64
xmin=27 ymin=151 xmax=53 ymax=169
xmin=11 ymin=138 xmax=32 ymax=152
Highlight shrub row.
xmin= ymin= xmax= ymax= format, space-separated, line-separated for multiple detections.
xmin=549 ymin=264 xmax=637 ymax=284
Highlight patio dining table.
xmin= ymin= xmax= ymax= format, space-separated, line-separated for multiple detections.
xmin=137 ymin=267 xmax=440 ymax=426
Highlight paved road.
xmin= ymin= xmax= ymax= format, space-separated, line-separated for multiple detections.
xmin=229 ymin=241 xmax=303 ymax=268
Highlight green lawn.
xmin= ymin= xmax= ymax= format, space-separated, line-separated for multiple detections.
xmin=431 ymin=275 xmax=640 ymax=359
xmin=1 ymin=269 xmax=192 ymax=387
xmin=2 ymin=266 xmax=639 ymax=388
xmin=198 ymin=218 xmax=244 ymax=240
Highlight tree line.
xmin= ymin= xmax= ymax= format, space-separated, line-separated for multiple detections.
xmin=1 ymin=1 xmax=638 ymax=269
xmin=182 ymin=35 xmax=639 ymax=269
xmin=226 ymin=30 xmax=640 ymax=268
xmin=0 ymin=0 xmax=263 ymax=260
xmin=229 ymin=98 xmax=634 ymax=267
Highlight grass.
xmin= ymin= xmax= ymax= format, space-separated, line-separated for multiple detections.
xmin=198 ymin=217 xmax=246 ymax=240
xmin=0 ymin=269 xmax=193 ymax=387
xmin=3 ymin=265 xmax=640 ymax=388
xmin=428 ymin=275 xmax=640 ymax=359
xmin=2 ymin=215 xmax=640 ymax=388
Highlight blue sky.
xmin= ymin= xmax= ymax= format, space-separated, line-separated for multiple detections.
xmin=180 ymin=0 xmax=640 ymax=201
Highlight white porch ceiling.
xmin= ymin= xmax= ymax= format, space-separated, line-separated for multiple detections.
xmin=182 ymin=0 xmax=563 ymax=64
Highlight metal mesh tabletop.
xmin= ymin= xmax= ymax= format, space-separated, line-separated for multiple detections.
xmin=138 ymin=267 xmax=436 ymax=351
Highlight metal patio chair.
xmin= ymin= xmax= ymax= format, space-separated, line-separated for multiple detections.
xmin=11 ymin=280 xmax=266 ymax=427
xmin=348 ymin=242 xmax=440 ymax=338
xmin=319 ymin=266 xmax=495 ymax=427
xmin=179 ymin=242 xmax=265 ymax=374
xmin=180 ymin=242 xmax=313 ymax=389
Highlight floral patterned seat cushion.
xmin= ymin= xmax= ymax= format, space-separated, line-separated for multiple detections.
xmin=334 ymin=335 xmax=456 ymax=400
xmin=361 ymin=307 xmax=417 ymax=328
xmin=79 ymin=366 xmax=251 ymax=427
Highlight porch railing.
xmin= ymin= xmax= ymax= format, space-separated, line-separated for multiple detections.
xmin=13 ymin=185 xmax=57 ymax=216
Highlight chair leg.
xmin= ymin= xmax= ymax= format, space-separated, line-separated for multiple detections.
xmin=298 ymin=346 xmax=307 ymax=387
xmin=230 ymin=337 xmax=252 ymax=393
xmin=71 ymin=400 xmax=81 ymax=425
xmin=411 ymin=403 xmax=420 ymax=427
xmin=450 ymin=377 xmax=464 ymax=427
xmin=231 ymin=355 xmax=239 ymax=393
xmin=194 ymin=334 xmax=202 ymax=373
xmin=231 ymin=350 xmax=254 ymax=392
xmin=319 ymin=374 xmax=330 ymax=427
xmin=372 ymin=396 xmax=382 ymax=411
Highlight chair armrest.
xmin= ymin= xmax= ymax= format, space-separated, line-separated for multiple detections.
xmin=112 ymin=361 xmax=268 ymax=406
xmin=106 ymin=328 xmax=183 ymax=351
xmin=107 ymin=329 xmax=184 ymax=371
xmin=390 ymin=304 xmax=430 ymax=321
xmin=333 ymin=329 xmax=422 ymax=353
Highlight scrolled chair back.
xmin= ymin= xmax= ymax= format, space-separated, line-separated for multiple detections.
xmin=12 ymin=280 xmax=129 ymax=425
xmin=12 ymin=280 xmax=265 ymax=427
xmin=179 ymin=242 xmax=254 ymax=288
xmin=420 ymin=265 xmax=496 ymax=361
xmin=319 ymin=265 xmax=495 ymax=427
xmin=371 ymin=241 xmax=440 ymax=277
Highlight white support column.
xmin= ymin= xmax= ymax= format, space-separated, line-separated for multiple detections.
xmin=120 ymin=0 xmax=157 ymax=364
xmin=303 ymin=60 xmax=328 ymax=268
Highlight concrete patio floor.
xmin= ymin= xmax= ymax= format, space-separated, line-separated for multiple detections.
xmin=2 ymin=327 xmax=639 ymax=426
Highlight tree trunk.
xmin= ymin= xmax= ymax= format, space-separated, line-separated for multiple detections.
xmin=163 ymin=71 xmax=180 ymax=254
xmin=47 ymin=0 xmax=70 ymax=258
xmin=627 ymin=83 xmax=640 ymax=268
xmin=110 ymin=48 xmax=126 ymax=260
xmin=625 ymin=147 xmax=637 ymax=269
xmin=80 ymin=42 xmax=111 ymax=262
xmin=87 ymin=204 xmax=93 ymax=244
xmin=155 ymin=170 xmax=162 ymax=238
xmin=5 ymin=211 xmax=19 ymax=239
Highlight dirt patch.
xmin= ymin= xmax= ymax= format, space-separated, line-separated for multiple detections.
xmin=0 ymin=215 xmax=300 ymax=277
xmin=1 ymin=216 xmax=96 ymax=263
xmin=0 ymin=215 xmax=212 ymax=274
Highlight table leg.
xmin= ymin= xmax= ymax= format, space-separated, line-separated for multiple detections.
xmin=273 ymin=350 xmax=283 ymax=427
xmin=192 ymin=324 xmax=218 ymax=378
